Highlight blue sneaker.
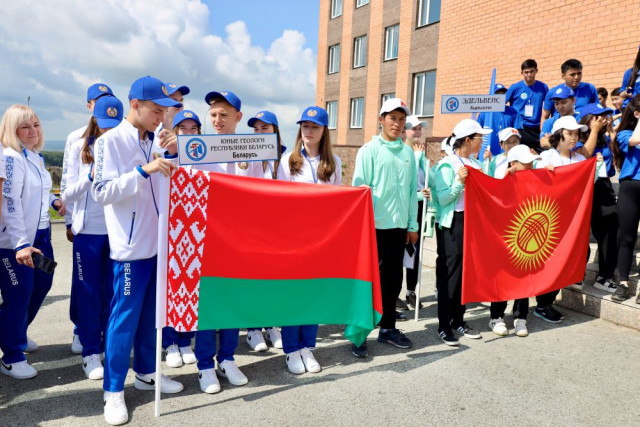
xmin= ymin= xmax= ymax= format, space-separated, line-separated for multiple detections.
xmin=377 ymin=329 xmax=412 ymax=349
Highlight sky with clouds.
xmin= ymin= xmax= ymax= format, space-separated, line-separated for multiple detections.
xmin=0 ymin=0 xmax=320 ymax=148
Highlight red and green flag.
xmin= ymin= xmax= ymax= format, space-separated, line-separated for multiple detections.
xmin=160 ymin=167 xmax=382 ymax=346
xmin=462 ymin=158 xmax=596 ymax=304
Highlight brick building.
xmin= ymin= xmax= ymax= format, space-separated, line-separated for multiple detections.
xmin=316 ymin=0 xmax=640 ymax=183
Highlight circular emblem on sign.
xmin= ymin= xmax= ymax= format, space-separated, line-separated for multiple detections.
xmin=256 ymin=112 xmax=264 ymax=118
xmin=98 ymin=85 xmax=108 ymax=92
xmin=107 ymin=107 xmax=118 ymax=118
xmin=162 ymin=85 xmax=169 ymax=96
xmin=183 ymin=112 xmax=193 ymax=118
xmin=445 ymin=97 xmax=459 ymax=112
xmin=238 ymin=162 xmax=249 ymax=170
xmin=520 ymin=92 xmax=528 ymax=100
xmin=503 ymin=196 xmax=560 ymax=271
xmin=307 ymin=109 xmax=318 ymax=117
xmin=185 ymin=138 xmax=207 ymax=162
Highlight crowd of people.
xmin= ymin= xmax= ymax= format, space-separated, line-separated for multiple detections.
xmin=0 ymin=49 xmax=639 ymax=425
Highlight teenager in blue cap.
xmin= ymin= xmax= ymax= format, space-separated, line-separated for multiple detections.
xmin=619 ymin=46 xmax=640 ymax=108
xmin=278 ymin=106 xmax=341 ymax=373
xmin=541 ymin=59 xmax=598 ymax=125
xmin=92 ymin=76 xmax=184 ymax=425
xmin=61 ymin=95 xmax=123 ymax=380
xmin=62 ymin=82 xmax=114 ymax=355
xmin=0 ymin=104 xmax=66 ymax=379
xmin=540 ymin=86 xmax=579 ymax=148
xmin=476 ymin=84 xmax=517 ymax=160
xmin=159 ymin=82 xmax=189 ymax=134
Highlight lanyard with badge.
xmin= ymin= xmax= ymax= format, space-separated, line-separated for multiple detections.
xmin=301 ymin=147 xmax=318 ymax=184
xmin=523 ymin=85 xmax=534 ymax=118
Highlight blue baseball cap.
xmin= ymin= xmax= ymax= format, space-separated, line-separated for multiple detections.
xmin=128 ymin=76 xmax=182 ymax=108
xmin=204 ymin=91 xmax=241 ymax=111
xmin=247 ymin=110 xmax=279 ymax=128
xmin=550 ymin=85 xmax=575 ymax=100
xmin=579 ymin=103 xmax=614 ymax=117
xmin=87 ymin=83 xmax=113 ymax=102
xmin=493 ymin=83 xmax=507 ymax=93
xmin=165 ymin=82 xmax=190 ymax=96
xmin=297 ymin=106 xmax=328 ymax=126
xmin=172 ymin=110 xmax=202 ymax=128
xmin=93 ymin=95 xmax=123 ymax=129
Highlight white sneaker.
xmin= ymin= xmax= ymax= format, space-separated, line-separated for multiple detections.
xmin=285 ymin=351 xmax=305 ymax=374
xmin=489 ymin=318 xmax=508 ymax=337
xmin=265 ymin=327 xmax=283 ymax=349
xmin=1 ymin=360 xmax=37 ymax=379
xmin=180 ymin=346 xmax=197 ymax=364
xmin=134 ymin=372 xmax=184 ymax=394
xmin=216 ymin=359 xmax=248 ymax=386
xmin=25 ymin=336 xmax=38 ymax=353
xmin=82 ymin=354 xmax=103 ymax=380
xmin=104 ymin=391 xmax=128 ymax=426
xmin=299 ymin=348 xmax=321 ymax=373
xmin=165 ymin=344 xmax=184 ymax=368
xmin=514 ymin=319 xmax=529 ymax=337
xmin=198 ymin=368 xmax=221 ymax=394
xmin=71 ymin=334 xmax=82 ymax=354
xmin=246 ymin=330 xmax=268 ymax=352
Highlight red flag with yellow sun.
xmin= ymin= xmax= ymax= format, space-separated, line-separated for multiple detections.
xmin=461 ymin=158 xmax=596 ymax=304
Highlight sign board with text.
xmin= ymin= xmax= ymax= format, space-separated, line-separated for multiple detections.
xmin=441 ymin=95 xmax=506 ymax=114
xmin=177 ymin=133 xmax=278 ymax=166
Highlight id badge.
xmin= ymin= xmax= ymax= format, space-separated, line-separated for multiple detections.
xmin=524 ymin=104 xmax=534 ymax=117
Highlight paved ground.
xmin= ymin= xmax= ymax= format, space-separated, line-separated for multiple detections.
xmin=1 ymin=222 xmax=639 ymax=426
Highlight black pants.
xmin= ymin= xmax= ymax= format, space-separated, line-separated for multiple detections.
xmin=490 ymin=299 xmax=529 ymax=320
xmin=616 ymin=179 xmax=640 ymax=281
xmin=376 ymin=228 xmax=407 ymax=329
xmin=406 ymin=201 xmax=423 ymax=292
xmin=436 ymin=212 xmax=466 ymax=332
xmin=591 ymin=177 xmax=618 ymax=279
xmin=518 ymin=126 xmax=542 ymax=153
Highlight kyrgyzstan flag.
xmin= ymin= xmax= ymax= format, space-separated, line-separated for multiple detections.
xmin=461 ymin=158 xmax=596 ymax=304
xmin=158 ymin=167 xmax=382 ymax=346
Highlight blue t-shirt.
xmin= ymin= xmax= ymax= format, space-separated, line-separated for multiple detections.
xmin=476 ymin=105 xmax=517 ymax=159
xmin=543 ymin=82 xmax=598 ymax=116
xmin=621 ymin=68 xmax=640 ymax=108
xmin=506 ymin=80 xmax=549 ymax=128
xmin=617 ymin=130 xmax=640 ymax=180
xmin=540 ymin=111 xmax=581 ymax=139
xmin=576 ymin=136 xmax=615 ymax=177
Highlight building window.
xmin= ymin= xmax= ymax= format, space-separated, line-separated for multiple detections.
xmin=384 ymin=25 xmax=399 ymax=61
xmin=353 ymin=35 xmax=368 ymax=68
xmin=331 ymin=0 xmax=343 ymax=18
xmin=413 ymin=71 xmax=437 ymax=116
xmin=356 ymin=0 xmax=369 ymax=7
xmin=350 ymin=97 xmax=364 ymax=128
xmin=417 ymin=0 xmax=441 ymax=27
xmin=328 ymin=44 xmax=340 ymax=74
xmin=381 ymin=93 xmax=396 ymax=106
xmin=326 ymin=101 xmax=338 ymax=129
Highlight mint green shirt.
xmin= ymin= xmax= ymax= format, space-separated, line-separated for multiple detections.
xmin=352 ymin=135 xmax=419 ymax=232
xmin=433 ymin=155 xmax=483 ymax=229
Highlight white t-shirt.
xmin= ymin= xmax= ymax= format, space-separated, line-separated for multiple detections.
xmin=448 ymin=155 xmax=481 ymax=212
xmin=278 ymin=152 xmax=342 ymax=185
xmin=538 ymin=149 xmax=586 ymax=168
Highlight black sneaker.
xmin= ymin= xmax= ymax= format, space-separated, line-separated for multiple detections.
xmin=534 ymin=306 xmax=562 ymax=323
xmin=452 ymin=323 xmax=482 ymax=339
xmin=406 ymin=292 xmax=423 ymax=309
xmin=395 ymin=311 xmax=408 ymax=322
xmin=395 ymin=298 xmax=408 ymax=310
xmin=548 ymin=305 xmax=564 ymax=320
xmin=611 ymin=284 xmax=629 ymax=302
xmin=438 ymin=330 xmax=459 ymax=347
xmin=377 ymin=329 xmax=413 ymax=349
xmin=594 ymin=276 xmax=618 ymax=293
xmin=351 ymin=341 xmax=368 ymax=358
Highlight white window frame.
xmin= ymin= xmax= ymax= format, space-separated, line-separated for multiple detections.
xmin=356 ymin=0 xmax=369 ymax=7
xmin=417 ymin=0 xmax=441 ymax=27
xmin=381 ymin=93 xmax=395 ymax=106
xmin=328 ymin=44 xmax=340 ymax=74
xmin=412 ymin=71 xmax=437 ymax=117
xmin=350 ymin=97 xmax=364 ymax=129
xmin=326 ymin=101 xmax=338 ymax=129
xmin=331 ymin=0 xmax=343 ymax=19
xmin=384 ymin=25 xmax=399 ymax=61
xmin=353 ymin=35 xmax=368 ymax=68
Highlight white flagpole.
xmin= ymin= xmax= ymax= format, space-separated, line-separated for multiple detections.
xmin=414 ymin=159 xmax=430 ymax=322
xmin=154 ymin=328 xmax=162 ymax=417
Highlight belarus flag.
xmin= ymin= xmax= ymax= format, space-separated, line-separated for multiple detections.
xmin=157 ymin=167 xmax=382 ymax=346
xmin=461 ymin=158 xmax=596 ymax=304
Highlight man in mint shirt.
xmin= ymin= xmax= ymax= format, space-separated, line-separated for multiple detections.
xmin=352 ymin=98 xmax=419 ymax=357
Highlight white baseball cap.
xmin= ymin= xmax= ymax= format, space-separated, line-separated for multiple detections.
xmin=452 ymin=119 xmax=492 ymax=139
xmin=441 ymin=137 xmax=453 ymax=156
xmin=506 ymin=144 xmax=541 ymax=164
xmin=380 ymin=98 xmax=411 ymax=116
xmin=405 ymin=115 xmax=428 ymax=130
xmin=498 ymin=127 xmax=521 ymax=142
xmin=551 ymin=116 xmax=587 ymax=134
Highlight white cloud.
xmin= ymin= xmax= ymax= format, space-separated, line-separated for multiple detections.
xmin=0 ymin=0 xmax=317 ymax=147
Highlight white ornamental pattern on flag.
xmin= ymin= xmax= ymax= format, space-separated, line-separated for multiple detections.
xmin=167 ymin=167 xmax=210 ymax=332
